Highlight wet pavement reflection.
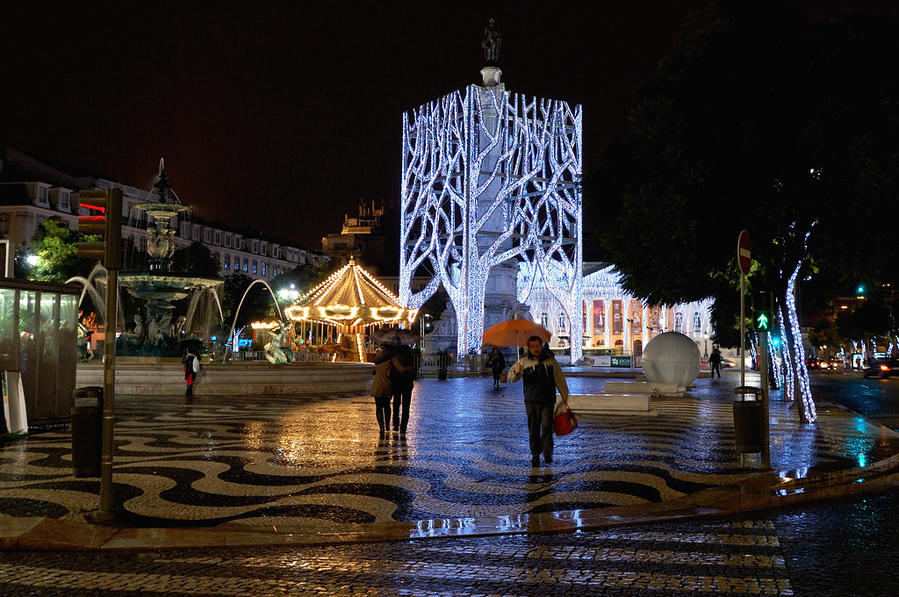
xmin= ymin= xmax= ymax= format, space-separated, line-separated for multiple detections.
xmin=0 ymin=372 xmax=896 ymax=530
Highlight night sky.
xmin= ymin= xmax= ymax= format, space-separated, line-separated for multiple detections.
xmin=4 ymin=1 xmax=714 ymax=249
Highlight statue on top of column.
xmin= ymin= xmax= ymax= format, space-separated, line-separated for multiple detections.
xmin=481 ymin=18 xmax=502 ymax=66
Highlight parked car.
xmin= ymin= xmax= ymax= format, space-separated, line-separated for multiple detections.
xmin=863 ymin=359 xmax=899 ymax=378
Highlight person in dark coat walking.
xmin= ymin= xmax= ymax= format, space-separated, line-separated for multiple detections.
xmin=709 ymin=346 xmax=722 ymax=379
xmin=508 ymin=336 xmax=569 ymax=467
xmin=486 ymin=347 xmax=506 ymax=388
xmin=371 ymin=345 xmax=397 ymax=438
xmin=390 ymin=345 xmax=416 ymax=435
xmin=182 ymin=350 xmax=199 ymax=396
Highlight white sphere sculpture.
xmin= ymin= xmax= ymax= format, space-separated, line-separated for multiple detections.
xmin=642 ymin=332 xmax=701 ymax=389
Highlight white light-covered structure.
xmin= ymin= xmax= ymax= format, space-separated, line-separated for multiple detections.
xmin=399 ymin=80 xmax=583 ymax=359
xmin=642 ymin=332 xmax=702 ymax=390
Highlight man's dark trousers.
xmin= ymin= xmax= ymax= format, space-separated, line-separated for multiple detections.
xmin=526 ymin=401 xmax=554 ymax=459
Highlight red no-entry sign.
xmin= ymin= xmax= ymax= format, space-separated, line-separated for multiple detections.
xmin=737 ymin=230 xmax=752 ymax=275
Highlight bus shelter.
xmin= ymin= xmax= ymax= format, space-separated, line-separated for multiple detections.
xmin=0 ymin=279 xmax=79 ymax=428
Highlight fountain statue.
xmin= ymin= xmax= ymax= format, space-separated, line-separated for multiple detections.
xmin=264 ymin=321 xmax=294 ymax=365
xmin=114 ymin=159 xmax=224 ymax=357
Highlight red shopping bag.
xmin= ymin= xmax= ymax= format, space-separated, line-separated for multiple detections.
xmin=553 ymin=402 xmax=578 ymax=436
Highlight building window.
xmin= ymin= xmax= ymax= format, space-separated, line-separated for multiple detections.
xmin=192 ymin=225 xmax=201 ymax=241
xmin=203 ymin=229 xmax=212 ymax=243
xmin=242 ymin=259 xmax=248 ymax=272
xmin=540 ymin=312 xmax=549 ymax=329
xmin=223 ymin=254 xmax=230 ymax=269
xmin=180 ymin=222 xmax=189 ymax=238
xmin=214 ymin=231 xmax=221 ymax=245
xmin=693 ymin=313 xmax=702 ymax=334
xmin=260 ymin=241 xmax=267 ymax=255
xmin=224 ymin=233 xmax=232 ymax=248
xmin=251 ymin=260 xmax=257 ymax=274
xmin=261 ymin=261 xmax=266 ymax=276
xmin=36 ymin=186 xmax=49 ymax=206
xmin=234 ymin=256 xmax=240 ymax=271
xmin=251 ymin=240 xmax=259 ymax=254
xmin=0 ymin=213 xmax=9 ymax=234
xmin=558 ymin=313 xmax=567 ymax=333
xmin=674 ymin=313 xmax=684 ymax=334
xmin=58 ymin=190 xmax=70 ymax=210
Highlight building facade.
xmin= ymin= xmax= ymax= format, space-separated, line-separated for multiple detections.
xmin=523 ymin=262 xmax=715 ymax=359
xmin=0 ymin=148 xmax=326 ymax=281
xmin=320 ymin=200 xmax=386 ymax=273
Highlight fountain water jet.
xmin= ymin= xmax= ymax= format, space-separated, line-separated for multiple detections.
xmin=223 ymin=279 xmax=283 ymax=362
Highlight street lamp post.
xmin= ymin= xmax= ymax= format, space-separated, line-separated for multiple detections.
xmin=420 ymin=313 xmax=432 ymax=355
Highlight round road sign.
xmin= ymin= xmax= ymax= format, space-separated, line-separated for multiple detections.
xmin=737 ymin=230 xmax=752 ymax=275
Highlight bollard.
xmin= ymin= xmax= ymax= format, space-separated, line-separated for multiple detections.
xmin=71 ymin=386 xmax=103 ymax=477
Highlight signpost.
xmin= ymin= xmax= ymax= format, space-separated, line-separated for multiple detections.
xmin=78 ymin=188 xmax=123 ymax=523
xmin=737 ymin=230 xmax=751 ymax=388
xmin=754 ymin=290 xmax=773 ymax=469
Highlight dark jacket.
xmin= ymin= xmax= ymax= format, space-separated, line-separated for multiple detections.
xmin=487 ymin=350 xmax=506 ymax=375
xmin=390 ymin=346 xmax=416 ymax=391
xmin=508 ymin=354 xmax=569 ymax=404
xmin=371 ymin=347 xmax=396 ymax=399
xmin=182 ymin=353 xmax=199 ymax=380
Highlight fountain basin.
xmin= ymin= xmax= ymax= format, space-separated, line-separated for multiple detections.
xmin=120 ymin=273 xmax=222 ymax=302
xmin=77 ymin=361 xmax=373 ymax=396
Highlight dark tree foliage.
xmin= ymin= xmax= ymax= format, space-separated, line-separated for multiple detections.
xmin=269 ymin=261 xmax=333 ymax=298
xmin=172 ymin=241 xmax=221 ymax=277
xmin=584 ymin=1 xmax=899 ymax=345
xmin=222 ymin=273 xmax=277 ymax=331
xmin=835 ymin=299 xmax=895 ymax=342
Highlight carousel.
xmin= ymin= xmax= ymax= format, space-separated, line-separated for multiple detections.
xmin=283 ymin=257 xmax=417 ymax=362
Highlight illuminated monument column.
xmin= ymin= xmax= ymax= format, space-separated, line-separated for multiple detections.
xmin=399 ymin=20 xmax=583 ymax=359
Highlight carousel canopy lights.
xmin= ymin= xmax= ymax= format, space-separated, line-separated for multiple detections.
xmin=284 ymin=257 xmax=417 ymax=326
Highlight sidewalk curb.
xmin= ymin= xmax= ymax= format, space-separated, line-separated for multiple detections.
xmin=3 ymin=453 xmax=897 ymax=553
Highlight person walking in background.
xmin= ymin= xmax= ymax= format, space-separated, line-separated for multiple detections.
xmin=709 ymin=346 xmax=722 ymax=379
xmin=182 ymin=349 xmax=199 ymax=396
xmin=486 ymin=346 xmax=506 ymax=388
xmin=372 ymin=345 xmax=396 ymax=438
xmin=508 ymin=336 xmax=569 ymax=467
xmin=390 ymin=345 xmax=416 ymax=436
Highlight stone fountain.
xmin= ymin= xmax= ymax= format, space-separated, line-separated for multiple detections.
xmin=116 ymin=159 xmax=223 ymax=357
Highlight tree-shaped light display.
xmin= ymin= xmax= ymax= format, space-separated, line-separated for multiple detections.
xmin=399 ymin=84 xmax=583 ymax=359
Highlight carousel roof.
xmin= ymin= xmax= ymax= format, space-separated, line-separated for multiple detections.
xmin=283 ymin=257 xmax=416 ymax=327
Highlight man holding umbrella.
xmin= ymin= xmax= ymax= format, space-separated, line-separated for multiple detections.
xmin=485 ymin=320 xmax=569 ymax=467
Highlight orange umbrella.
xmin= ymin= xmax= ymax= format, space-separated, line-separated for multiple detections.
xmin=483 ymin=319 xmax=552 ymax=347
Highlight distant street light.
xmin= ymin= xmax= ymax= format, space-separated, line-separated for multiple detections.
xmin=25 ymin=254 xmax=39 ymax=267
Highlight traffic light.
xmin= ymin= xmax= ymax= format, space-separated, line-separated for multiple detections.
xmin=77 ymin=188 xmax=123 ymax=269
xmin=752 ymin=290 xmax=774 ymax=332
xmin=754 ymin=310 xmax=771 ymax=331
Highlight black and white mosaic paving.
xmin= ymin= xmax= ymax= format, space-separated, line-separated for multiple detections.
xmin=0 ymin=376 xmax=885 ymax=530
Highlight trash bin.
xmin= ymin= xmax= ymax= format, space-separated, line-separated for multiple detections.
xmin=733 ymin=385 xmax=764 ymax=453
xmin=71 ymin=386 xmax=102 ymax=478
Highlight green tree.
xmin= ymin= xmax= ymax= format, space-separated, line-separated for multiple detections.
xmin=585 ymin=1 xmax=899 ymax=420
xmin=21 ymin=217 xmax=98 ymax=282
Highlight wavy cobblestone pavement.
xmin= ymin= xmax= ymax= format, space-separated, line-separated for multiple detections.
xmin=2 ymin=493 xmax=898 ymax=595
xmin=1 ymin=375 xmax=896 ymax=530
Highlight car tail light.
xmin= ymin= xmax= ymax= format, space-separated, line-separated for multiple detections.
xmin=881 ymin=365 xmax=890 ymax=371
